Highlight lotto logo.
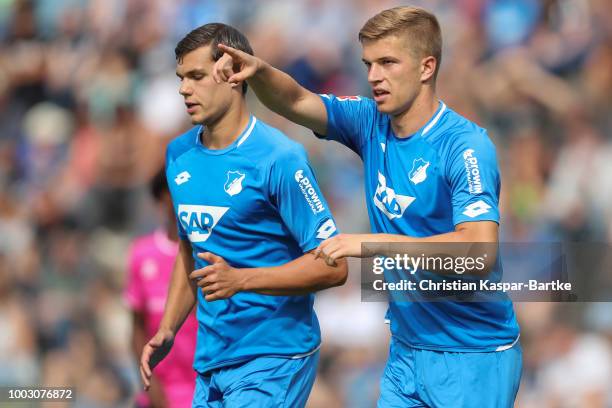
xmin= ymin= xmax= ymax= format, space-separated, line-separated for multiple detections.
xmin=462 ymin=200 xmax=491 ymax=218
xmin=316 ymin=219 xmax=337 ymax=240
xmin=175 ymin=171 xmax=191 ymax=185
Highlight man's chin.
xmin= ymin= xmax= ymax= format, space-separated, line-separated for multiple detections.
xmin=189 ymin=115 xmax=205 ymax=125
xmin=375 ymin=102 xmax=394 ymax=114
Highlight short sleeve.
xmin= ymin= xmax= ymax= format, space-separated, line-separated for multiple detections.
xmin=316 ymin=94 xmax=376 ymax=157
xmin=124 ymin=242 xmax=145 ymax=311
xmin=445 ymin=130 xmax=501 ymax=225
xmin=268 ymin=146 xmax=339 ymax=252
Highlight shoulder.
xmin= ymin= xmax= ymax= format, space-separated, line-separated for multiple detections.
xmin=242 ymin=118 xmax=309 ymax=166
xmin=166 ymin=126 xmax=199 ymax=164
xmin=320 ymin=94 xmax=384 ymax=143
xmin=321 ymin=94 xmax=378 ymax=116
xmin=320 ymin=94 xmax=376 ymax=106
xmin=425 ymin=105 xmax=495 ymax=158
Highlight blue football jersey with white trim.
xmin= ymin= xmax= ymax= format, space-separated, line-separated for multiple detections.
xmin=318 ymin=95 xmax=519 ymax=351
xmin=166 ymin=116 xmax=338 ymax=373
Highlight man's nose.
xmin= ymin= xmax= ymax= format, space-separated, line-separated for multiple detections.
xmin=368 ymin=64 xmax=383 ymax=83
xmin=179 ymin=81 xmax=192 ymax=96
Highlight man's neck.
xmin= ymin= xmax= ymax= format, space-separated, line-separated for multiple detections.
xmin=390 ymin=88 xmax=438 ymax=138
xmin=201 ymin=101 xmax=250 ymax=150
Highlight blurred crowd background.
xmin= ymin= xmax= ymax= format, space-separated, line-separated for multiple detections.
xmin=1 ymin=0 xmax=611 ymax=406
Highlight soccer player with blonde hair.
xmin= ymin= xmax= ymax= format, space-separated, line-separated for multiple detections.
xmin=213 ymin=6 xmax=522 ymax=407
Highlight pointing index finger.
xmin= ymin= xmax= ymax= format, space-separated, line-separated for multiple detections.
xmin=217 ymin=43 xmax=242 ymax=58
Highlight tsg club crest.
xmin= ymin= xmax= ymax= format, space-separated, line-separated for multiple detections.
xmin=224 ymin=170 xmax=245 ymax=196
xmin=409 ymin=158 xmax=430 ymax=185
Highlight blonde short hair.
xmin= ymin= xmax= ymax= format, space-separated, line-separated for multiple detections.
xmin=359 ymin=6 xmax=442 ymax=78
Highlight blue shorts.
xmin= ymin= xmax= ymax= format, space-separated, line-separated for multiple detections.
xmin=192 ymin=351 xmax=319 ymax=408
xmin=378 ymin=337 xmax=522 ymax=408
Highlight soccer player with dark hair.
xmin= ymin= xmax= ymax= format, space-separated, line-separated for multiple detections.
xmin=212 ymin=7 xmax=522 ymax=408
xmin=125 ymin=169 xmax=198 ymax=408
xmin=139 ymin=23 xmax=347 ymax=408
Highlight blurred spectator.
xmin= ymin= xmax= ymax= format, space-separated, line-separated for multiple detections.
xmin=518 ymin=305 xmax=612 ymax=407
xmin=0 ymin=252 xmax=38 ymax=385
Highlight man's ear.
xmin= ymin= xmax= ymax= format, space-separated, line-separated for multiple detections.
xmin=421 ymin=56 xmax=437 ymax=82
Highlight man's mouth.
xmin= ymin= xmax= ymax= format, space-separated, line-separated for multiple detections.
xmin=185 ymin=102 xmax=199 ymax=113
xmin=372 ymin=89 xmax=390 ymax=102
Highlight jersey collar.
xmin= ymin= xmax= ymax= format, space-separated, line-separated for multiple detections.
xmin=195 ymin=115 xmax=257 ymax=155
xmin=391 ymin=100 xmax=447 ymax=142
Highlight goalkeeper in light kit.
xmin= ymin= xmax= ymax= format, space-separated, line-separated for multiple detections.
xmin=212 ymin=6 xmax=522 ymax=408
xmin=139 ymin=23 xmax=347 ymax=408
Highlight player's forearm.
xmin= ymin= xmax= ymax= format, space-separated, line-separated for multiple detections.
xmin=376 ymin=230 xmax=492 ymax=245
xmin=367 ymin=226 xmax=498 ymax=276
xmin=250 ymin=61 xmax=321 ymax=131
xmin=241 ymin=253 xmax=348 ymax=295
xmin=159 ymin=240 xmax=197 ymax=334
xmin=250 ymin=60 xmax=305 ymax=114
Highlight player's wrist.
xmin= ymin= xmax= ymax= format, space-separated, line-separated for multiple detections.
xmin=238 ymin=268 xmax=258 ymax=292
xmin=156 ymin=324 xmax=176 ymax=338
xmin=256 ymin=59 xmax=275 ymax=80
xmin=254 ymin=58 xmax=265 ymax=75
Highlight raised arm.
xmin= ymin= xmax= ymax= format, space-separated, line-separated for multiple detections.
xmin=140 ymin=239 xmax=196 ymax=389
xmin=213 ymin=44 xmax=328 ymax=135
xmin=190 ymin=251 xmax=348 ymax=301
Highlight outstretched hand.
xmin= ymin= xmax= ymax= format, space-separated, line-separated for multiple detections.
xmin=212 ymin=44 xmax=260 ymax=85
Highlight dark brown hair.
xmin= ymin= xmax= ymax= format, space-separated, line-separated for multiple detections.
xmin=175 ymin=23 xmax=254 ymax=94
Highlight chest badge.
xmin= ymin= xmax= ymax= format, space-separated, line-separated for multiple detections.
xmin=409 ymin=158 xmax=430 ymax=185
xmin=224 ymin=170 xmax=245 ymax=196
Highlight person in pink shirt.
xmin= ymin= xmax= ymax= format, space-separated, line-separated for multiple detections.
xmin=125 ymin=170 xmax=198 ymax=408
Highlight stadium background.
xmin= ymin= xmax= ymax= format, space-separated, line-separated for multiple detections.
xmin=1 ymin=0 xmax=611 ymax=406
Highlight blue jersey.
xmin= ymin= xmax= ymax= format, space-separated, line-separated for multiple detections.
xmin=318 ymin=94 xmax=519 ymax=352
xmin=166 ymin=116 xmax=338 ymax=373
